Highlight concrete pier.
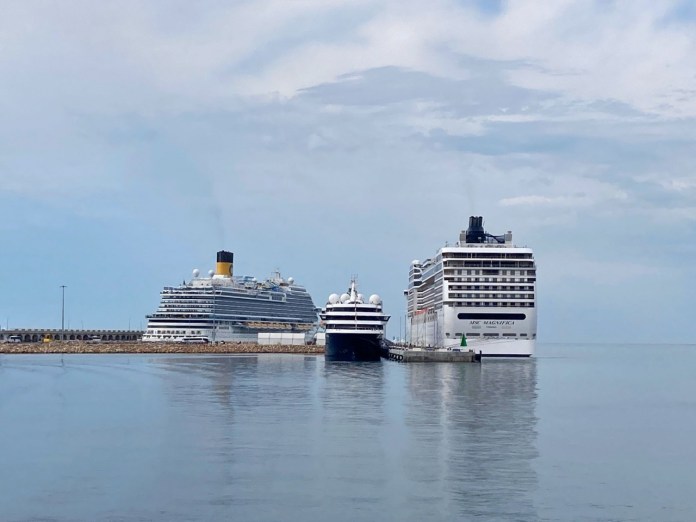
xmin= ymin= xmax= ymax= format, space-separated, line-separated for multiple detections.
xmin=387 ymin=347 xmax=481 ymax=363
xmin=0 ymin=341 xmax=324 ymax=355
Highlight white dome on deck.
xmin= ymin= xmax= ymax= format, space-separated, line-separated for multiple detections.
xmin=340 ymin=293 xmax=350 ymax=303
xmin=328 ymin=293 xmax=339 ymax=304
xmin=369 ymin=294 xmax=381 ymax=305
xmin=192 ymin=269 xmax=200 ymax=278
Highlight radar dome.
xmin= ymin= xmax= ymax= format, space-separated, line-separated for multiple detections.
xmin=412 ymin=259 xmax=421 ymax=265
xmin=340 ymin=293 xmax=350 ymax=303
xmin=287 ymin=277 xmax=294 ymax=285
xmin=369 ymin=294 xmax=382 ymax=305
xmin=252 ymin=277 xmax=257 ymax=283
xmin=328 ymin=293 xmax=339 ymax=304
xmin=357 ymin=294 xmax=364 ymax=302
xmin=192 ymin=268 xmax=200 ymax=278
xmin=208 ymin=269 xmax=215 ymax=277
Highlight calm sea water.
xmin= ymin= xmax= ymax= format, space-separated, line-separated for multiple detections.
xmin=1 ymin=344 xmax=695 ymax=521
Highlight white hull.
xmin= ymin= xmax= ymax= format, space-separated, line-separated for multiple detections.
xmin=408 ymin=306 xmax=536 ymax=356
xmin=446 ymin=338 xmax=535 ymax=357
xmin=142 ymin=326 xmax=310 ymax=343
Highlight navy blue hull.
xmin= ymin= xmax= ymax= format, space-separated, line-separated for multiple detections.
xmin=325 ymin=334 xmax=382 ymax=362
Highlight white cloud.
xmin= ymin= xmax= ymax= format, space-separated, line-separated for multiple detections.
xmin=499 ymin=190 xmax=628 ymax=208
xmin=221 ymin=0 xmax=696 ymax=117
xmin=1 ymin=0 xmax=694 ymax=118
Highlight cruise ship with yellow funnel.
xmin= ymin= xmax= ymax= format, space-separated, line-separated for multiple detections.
xmin=142 ymin=251 xmax=318 ymax=343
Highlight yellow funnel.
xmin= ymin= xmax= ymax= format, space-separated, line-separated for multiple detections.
xmin=216 ymin=251 xmax=234 ymax=277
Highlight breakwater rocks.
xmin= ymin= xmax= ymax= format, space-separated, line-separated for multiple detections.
xmin=0 ymin=342 xmax=325 ymax=355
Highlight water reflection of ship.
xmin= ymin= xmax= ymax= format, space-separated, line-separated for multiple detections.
xmin=156 ymin=355 xmax=320 ymax=415
xmin=152 ymin=354 xmax=324 ymax=512
xmin=403 ymin=361 xmax=538 ymax=520
xmin=320 ymin=362 xmax=387 ymax=422
xmin=317 ymin=362 xmax=389 ymax=500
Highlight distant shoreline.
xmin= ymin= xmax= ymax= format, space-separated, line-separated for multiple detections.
xmin=0 ymin=342 xmax=325 ymax=355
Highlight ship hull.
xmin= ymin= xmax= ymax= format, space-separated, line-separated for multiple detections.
xmin=453 ymin=339 xmax=535 ymax=357
xmin=325 ymin=333 xmax=382 ymax=362
xmin=408 ymin=308 xmax=536 ymax=357
xmin=142 ymin=326 xmax=312 ymax=343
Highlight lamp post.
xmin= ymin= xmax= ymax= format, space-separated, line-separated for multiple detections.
xmin=60 ymin=285 xmax=67 ymax=338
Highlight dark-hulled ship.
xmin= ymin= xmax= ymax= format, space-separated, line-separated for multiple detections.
xmin=319 ymin=279 xmax=390 ymax=361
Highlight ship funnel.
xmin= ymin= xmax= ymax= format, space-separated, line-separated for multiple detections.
xmin=465 ymin=216 xmax=486 ymax=243
xmin=216 ymin=250 xmax=234 ymax=277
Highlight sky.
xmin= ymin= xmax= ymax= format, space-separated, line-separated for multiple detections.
xmin=1 ymin=0 xmax=695 ymax=343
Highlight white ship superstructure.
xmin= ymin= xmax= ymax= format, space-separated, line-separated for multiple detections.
xmin=142 ymin=250 xmax=318 ymax=343
xmin=406 ymin=217 xmax=537 ymax=357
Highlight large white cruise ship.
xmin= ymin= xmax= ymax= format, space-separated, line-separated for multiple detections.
xmin=142 ymin=251 xmax=318 ymax=343
xmin=406 ymin=217 xmax=537 ymax=357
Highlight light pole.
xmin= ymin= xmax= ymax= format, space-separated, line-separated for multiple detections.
xmin=60 ymin=285 xmax=67 ymax=338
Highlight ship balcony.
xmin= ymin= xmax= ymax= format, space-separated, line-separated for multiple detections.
xmin=325 ymin=324 xmax=385 ymax=331
xmin=324 ymin=321 xmax=388 ymax=328
xmin=446 ymin=294 xmax=534 ymax=303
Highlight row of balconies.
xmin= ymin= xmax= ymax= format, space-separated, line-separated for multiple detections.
xmin=445 ymin=277 xmax=536 ymax=284
xmin=444 ymin=301 xmax=535 ymax=307
xmin=447 ymin=286 xmax=535 ymax=292
xmin=443 ymin=261 xmax=535 ymax=268
xmin=447 ymin=293 xmax=534 ymax=300
xmin=442 ymin=252 xmax=533 ymax=259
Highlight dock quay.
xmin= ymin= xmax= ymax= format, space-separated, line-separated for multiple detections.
xmin=0 ymin=341 xmax=324 ymax=355
xmin=386 ymin=347 xmax=481 ymax=363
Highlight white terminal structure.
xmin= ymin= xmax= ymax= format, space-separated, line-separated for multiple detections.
xmin=406 ymin=216 xmax=537 ymax=357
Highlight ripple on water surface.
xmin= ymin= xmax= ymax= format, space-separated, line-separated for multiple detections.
xmin=1 ymin=347 xmax=695 ymax=521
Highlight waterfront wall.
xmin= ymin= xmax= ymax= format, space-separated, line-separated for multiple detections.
xmin=0 ymin=341 xmax=324 ymax=355
xmin=0 ymin=329 xmax=143 ymax=342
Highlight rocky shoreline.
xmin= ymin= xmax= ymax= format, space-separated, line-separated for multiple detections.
xmin=0 ymin=341 xmax=325 ymax=355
